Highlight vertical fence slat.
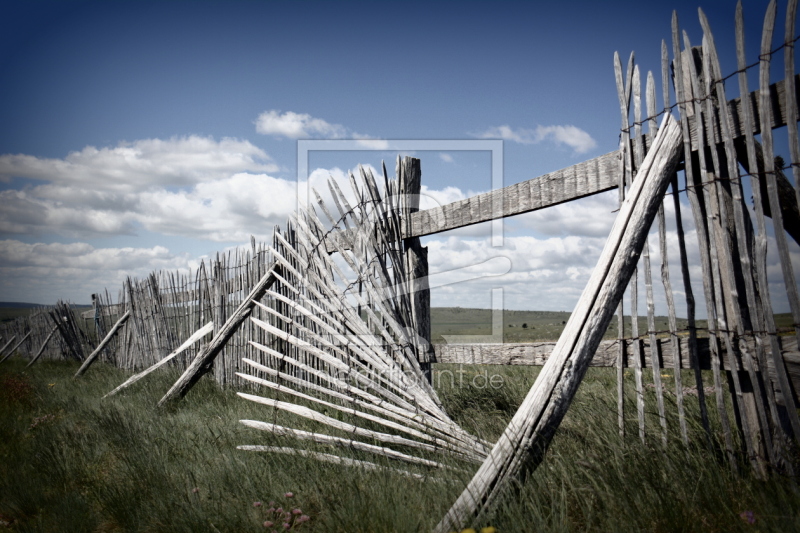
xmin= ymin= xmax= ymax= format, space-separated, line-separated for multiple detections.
xmin=644 ymin=70 xmax=669 ymax=445
xmin=614 ymin=51 xmax=634 ymax=438
xmin=701 ymin=8 xmax=791 ymax=469
xmin=631 ymin=64 xmax=646 ymax=444
xmin=672 ymin=13 xmax=736 ymax=466
xmin=758 ymin=0 xmax=800 ymax=448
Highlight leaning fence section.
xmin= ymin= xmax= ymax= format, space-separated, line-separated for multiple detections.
xmin=2 ymin=2 xmax=800 ymax=530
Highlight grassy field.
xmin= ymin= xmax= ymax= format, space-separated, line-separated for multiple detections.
xmin=1 ymin=357 xmax=798 ymax=532
xmin=431 ymin=307 xmax=796 ymax=343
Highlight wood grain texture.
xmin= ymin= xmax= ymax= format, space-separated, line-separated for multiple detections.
xmin=434 ymin=114 xmax=683 ymax=533
xmin=73 ymin=311 xmax=131 ymax=378
xmin=157 ymin=264 xmax=280 ymax=406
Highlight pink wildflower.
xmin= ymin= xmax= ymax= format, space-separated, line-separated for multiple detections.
xmin=284 ymin=492 xmax=294 ymax=498
xmin=253 ymin=501 xmax=262 ymax=507
xmin=297 ymin=515 xmax=310 ymax=523
xmin=283 ymin=523 xmax=290 ymax=529
xmin=263 ymin=520 xmax=273 ymax=528
xmin=191 ymin=488 xmax=199 ymax=494
xmin=276 ymin=507 xmax=283 ymax=513
xmin=739 ymin=510 xmax=756 ymax=524
xmin=292 ymin=508 xmax=302 ymax=515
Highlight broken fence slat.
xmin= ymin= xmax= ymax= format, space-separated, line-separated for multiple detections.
xmin=0 ymin=332 xmax=30 ymax=364
xmin=103 ymin=321 xmax=214 ymax=398
xmin=434 ymin=113 xmax=683 ymax=533
xmin=156 ymin=262 xmax=280 ymax=406
xmin=74 ymin=310 xmax=131 ymax=378
xmin=0 ymin=336 xmax=17 ymax=360
xmin=26 ymin=325 xmax=59 ymax=368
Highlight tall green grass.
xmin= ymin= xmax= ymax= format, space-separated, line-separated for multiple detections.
xmin=1 ymin=357 xmax=798 ymax=532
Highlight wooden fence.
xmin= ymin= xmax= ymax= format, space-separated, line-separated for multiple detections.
xmin=2 ymin=2 xmax=800 ymax=530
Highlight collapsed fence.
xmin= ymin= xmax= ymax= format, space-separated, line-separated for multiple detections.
xmin=2 ymin=1 xmax=800 ymax=531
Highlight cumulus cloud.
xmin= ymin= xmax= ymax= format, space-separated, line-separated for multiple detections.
xmin=513 ymin=190 xmax=619 ymax=237
xmin=0 ymin=239 xmax=192 ymax=304
xmin=0 ymin=173 xmax=300 ymax=241
xmin=477 ymin=124 xmax=597 ymax=154
xmin=254 ymin=110 xmax=381 ymax=143
xmin=422 ymin=234 xmax=604 ymax=311
xmin=0 ymin=135 xmax=278 ymax=193
xmin=255 ymin=110 xmax=349 ymax=139
xmin=0 ymin=136 xmax=301 ymax=241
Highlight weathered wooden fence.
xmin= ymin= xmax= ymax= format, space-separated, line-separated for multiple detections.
xmin=2 ymin=1 xmax=800 ymax=531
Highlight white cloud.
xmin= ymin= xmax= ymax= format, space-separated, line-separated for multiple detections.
xmin=254 ymin=110 xmax=384 ymax=145
xmin=0 ymin=135 xmax=278 ymax=193
xmin=0 ymin=136 xmax=299 ymax=241
xmin=0 ymin=239 xmax=191 ymax=304
xmin=254 ymin=110 xmax=349 ymax=139
xmin=353 ymin=139 xmax=390 ymax=149
xmin=423 ymin=234 xmax=604 ymax=311
xmin=439 ymin=153 xmax=454 ymax=163
xmin=512 ymin=190 xmax=618 ymax=237
xmin=477 ymin=123 xmax=597 ymax=154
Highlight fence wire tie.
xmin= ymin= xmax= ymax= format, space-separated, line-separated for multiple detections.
xmin=619 ymin=34 xmax=800 ymax=136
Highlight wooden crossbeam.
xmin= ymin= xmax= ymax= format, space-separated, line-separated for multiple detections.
xmin=324 ymin=74 xmax=800 ymax=252
xmin=433 ymin=336 xmax=798 ymax=372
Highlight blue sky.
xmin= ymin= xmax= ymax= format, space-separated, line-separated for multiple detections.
xmin=0 ymin=0 xmax=796 ymax=316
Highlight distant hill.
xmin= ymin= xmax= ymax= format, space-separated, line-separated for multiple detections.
xmin=0 ymin=302 xmax=91 ymax=323
xmin=0 ymin=302 xmax=42 ymax=308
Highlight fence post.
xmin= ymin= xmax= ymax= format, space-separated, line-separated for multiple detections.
xmin=399 ymin=157 xmax=433 ymax=384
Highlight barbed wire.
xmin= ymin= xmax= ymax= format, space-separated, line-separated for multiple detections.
xmin=614 ymin=325 xmax=797 ymax=342
xmin=664 ymin=161 xmax=800 ymax=194
xmin=619 ymin=34 xmax=800 ymax=136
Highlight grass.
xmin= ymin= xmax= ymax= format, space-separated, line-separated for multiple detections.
xmin=431 ymin=307 xmax=796 ymax=343
xmin=1 ymin=356 xmax=799 ymax=532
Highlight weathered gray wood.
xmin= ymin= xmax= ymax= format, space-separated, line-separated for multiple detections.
xmin=433 ymin=336 xmax=797 ymax=368
xmin=0 ymin=335 xmax=16 ymax=360
xmin=73 ymin=310 xmax=131 ymax=378
xmin=0 ymin=332 xmax=30 ymax=363
xmin=753 ymin=0 xmax=800 ymax=448
xmin=689 ymin=28 xmax=761 ymax=470
xmin=157 ymin=263 xmax=280 ymax=406
xmin=702 ymin=8 xmax=785 ymax=469
xmin=26 ymin=325 xmax=58 ymax=368
xmin=631 ymin=65 xmax=646 ymax=445
xmin=399 ymin=157 xmax=433 ymax=383
xmin=734 ymin=138 xmax=800 ymax=246
xmin=103 ymin=321 xmax=213 ymax=398
xmin=644 ymin=69 xmax=668 ymax=446
xmin=673 ymin=16 xmax=736 ymax=466
xmin=660 ymin=40 xmax=693 ymax=445
xmin=614 ymin=50 xmax=634 ymax=439
xmin=239 ymin=420 xmax=452 ymax=470
xmin=434 ymin=114 xmax=683 ymax=533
